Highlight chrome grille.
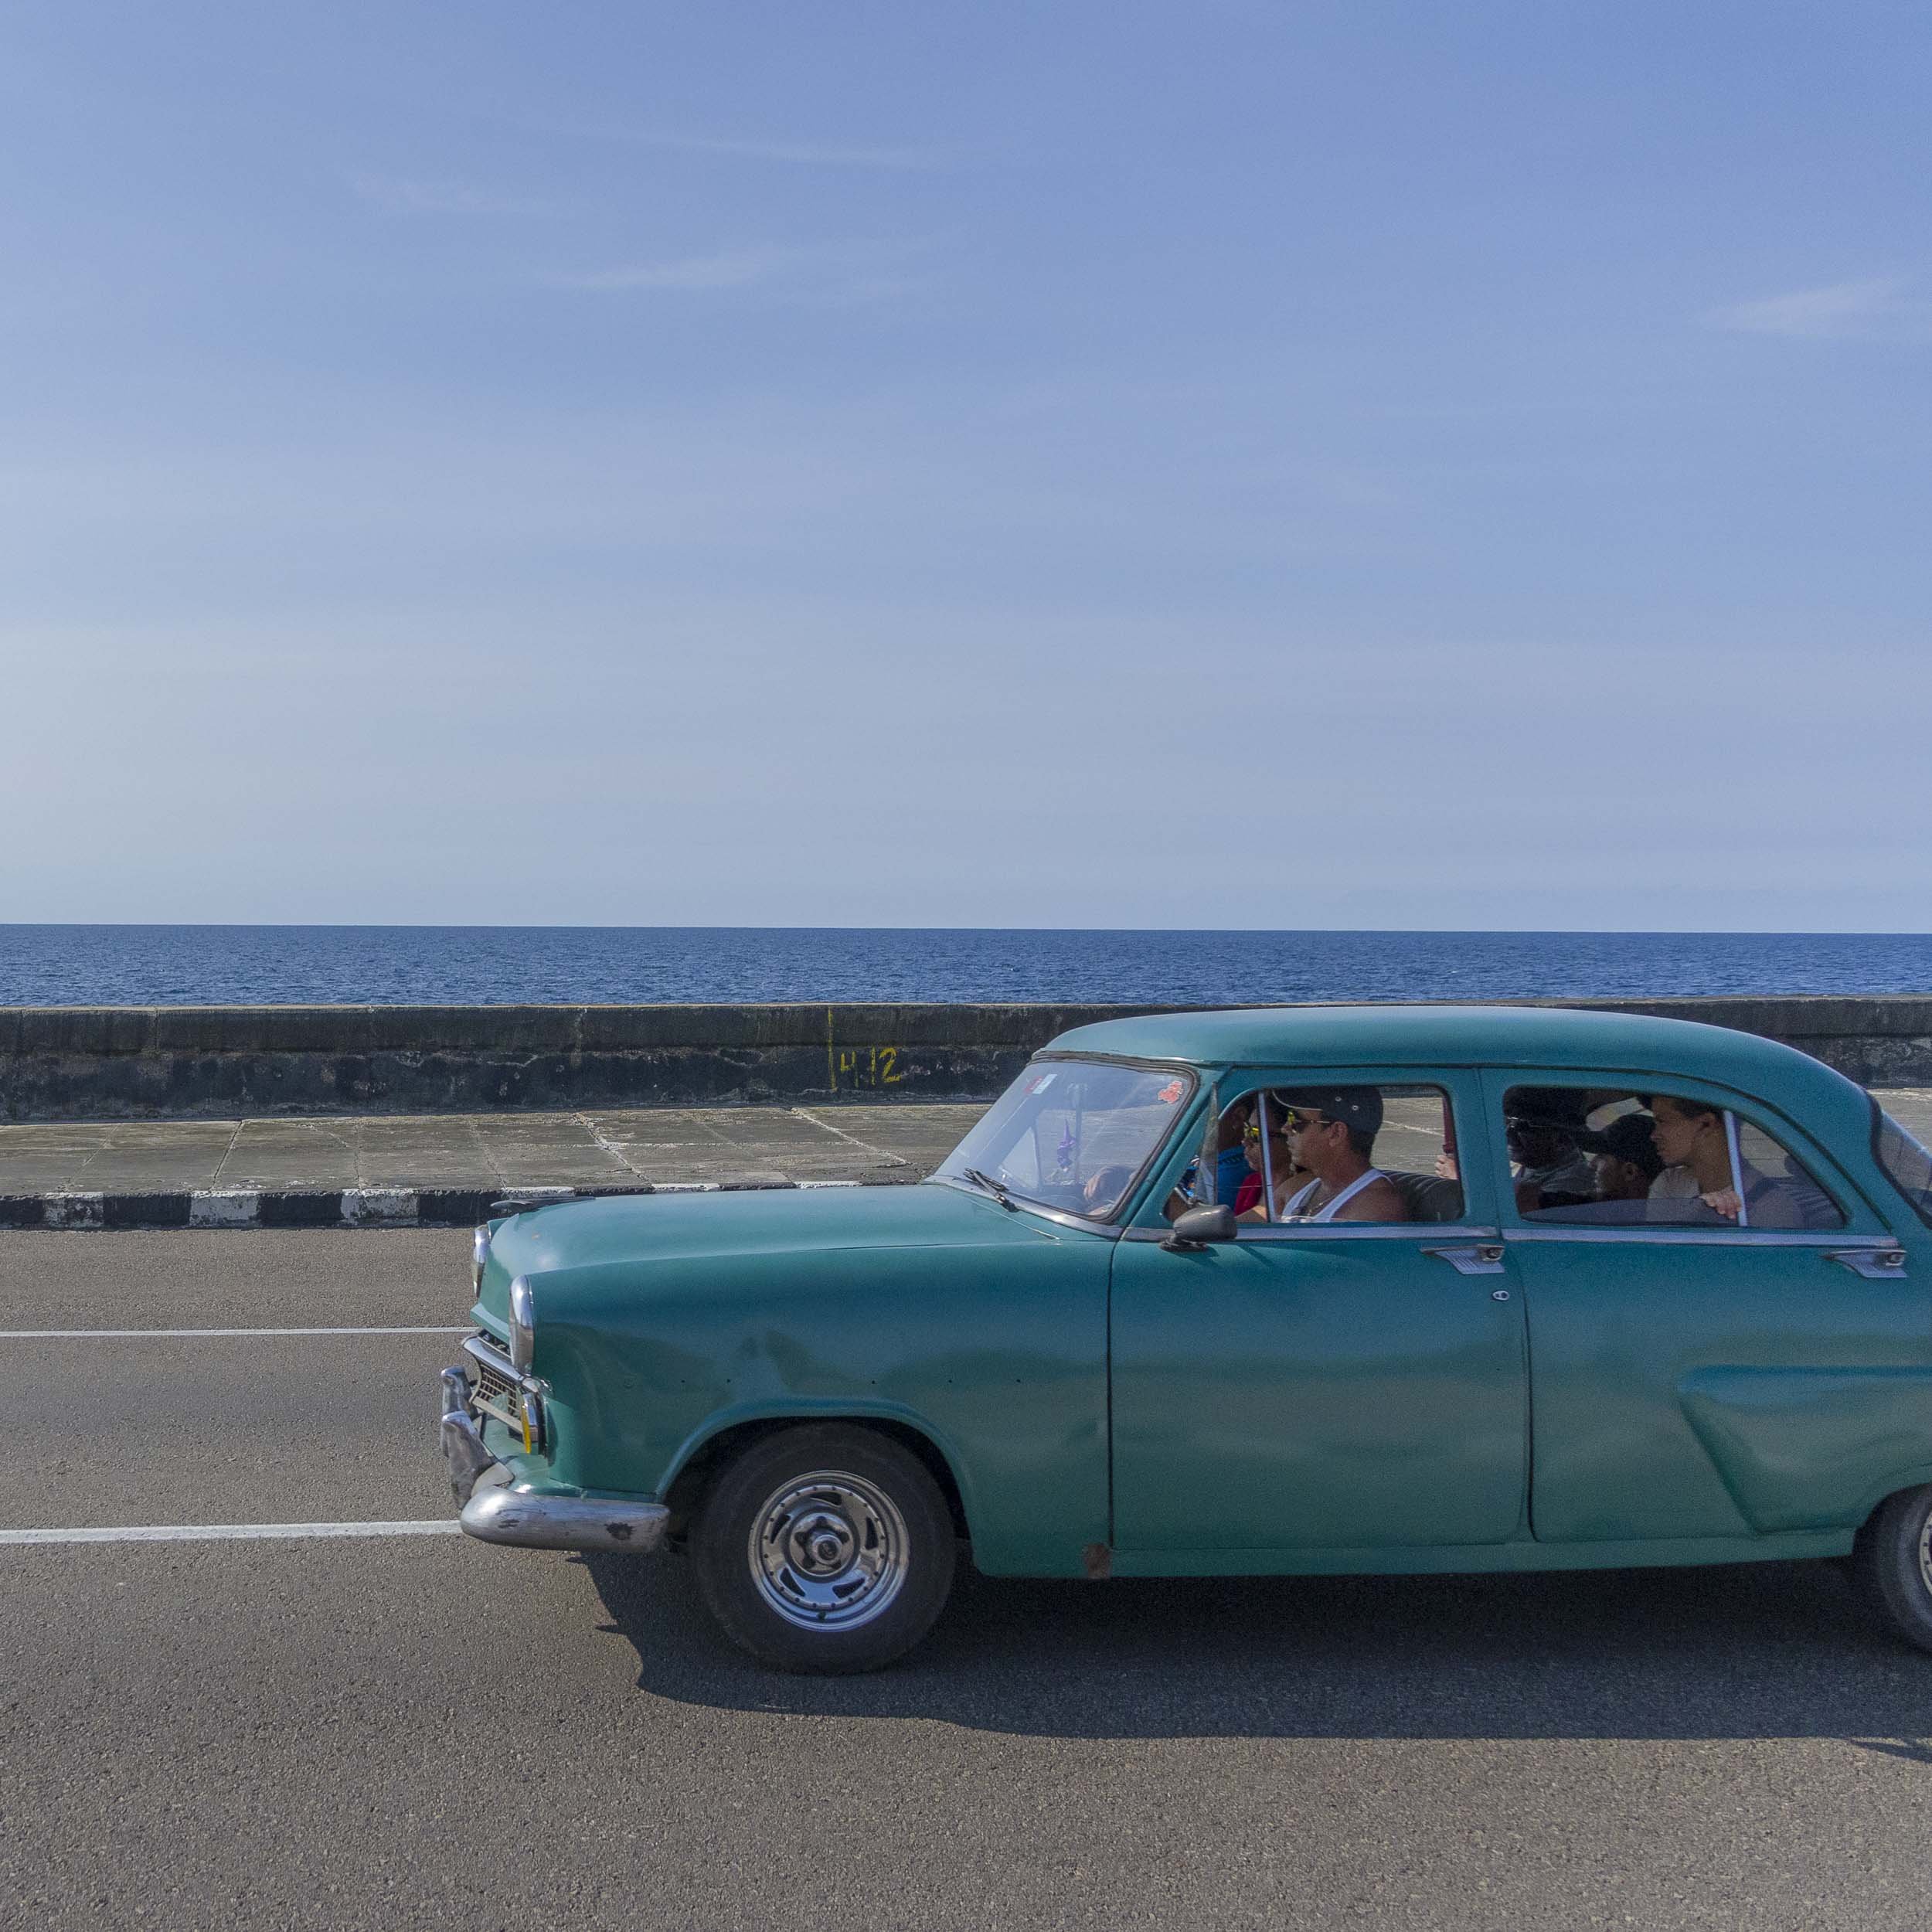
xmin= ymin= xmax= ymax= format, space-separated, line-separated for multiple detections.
xmin=473 ymin=1355 xmax=516 ymax=1406
xmin=460 ymin=1329 xmax=546 ymax=1452
xmin=464 ymin=1332 xmax=519 ymax=1418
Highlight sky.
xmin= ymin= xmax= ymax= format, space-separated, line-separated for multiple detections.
xmin=2 ymin=1 xmax=1928 ymax=930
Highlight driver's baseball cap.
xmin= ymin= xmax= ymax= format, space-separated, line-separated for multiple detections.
xmin=1275 ymin=1086 xmax=1383 ymax=1138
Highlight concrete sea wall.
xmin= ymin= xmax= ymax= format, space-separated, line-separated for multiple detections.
xmin=2 ymin=996 xmax=1930 ymax=1122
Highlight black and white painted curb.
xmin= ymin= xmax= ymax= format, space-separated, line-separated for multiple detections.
xmin=0 ymin=1178 xmax=869 ymax=1232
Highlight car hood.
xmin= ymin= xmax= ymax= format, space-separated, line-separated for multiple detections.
xmin=476 ymin=1179 xmax=1080 ymax=1315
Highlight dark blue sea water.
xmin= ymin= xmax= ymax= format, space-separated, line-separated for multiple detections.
xmin=3 ymin=927 xmax=1930 ymax=1007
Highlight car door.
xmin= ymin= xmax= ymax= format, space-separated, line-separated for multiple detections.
xmin=1108 ymin=1068 xmax=1530 ymax=1555
xmin=1482 ymin=1067 xmax=1923 ymax=1544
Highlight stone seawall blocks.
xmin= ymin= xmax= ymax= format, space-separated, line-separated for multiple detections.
xmin=3 ymin=997 xmax=1931 ymax=1123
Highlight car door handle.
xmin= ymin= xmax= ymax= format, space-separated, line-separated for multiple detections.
xmin=1423 ymin=1243 xmax=1506 ymax=1277
xmin=1825 ymin=1247 xmax=1908 ymax=1280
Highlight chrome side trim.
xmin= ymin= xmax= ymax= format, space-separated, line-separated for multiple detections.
xmin=1236 ymin=1223 xmax=1502 ymax=1245
xmin=471 ymin=1224 xmax=490 ymax=1294
xmin=460 ymin=1484 xmax=671 ymax=1554
xmin=1119 ymin=1223 xmax=1501 ymax=1244
xmin=1502 ymin=1226 xmax=1896 ymax=1249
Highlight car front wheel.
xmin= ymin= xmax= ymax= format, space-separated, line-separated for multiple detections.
xmin=691 ymin=1424 xmax=957 ymax=1673
xmin=1853 ymin=1484 xmax=1932 ymax=1652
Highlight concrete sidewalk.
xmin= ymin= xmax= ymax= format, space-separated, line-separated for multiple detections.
xmin=0 ymin=1104 xmax=989 ymax=1230
xmin=3 ymin=1092 xmax=1927 ymax=1231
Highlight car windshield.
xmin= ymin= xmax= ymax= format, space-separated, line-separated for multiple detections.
xmin=1876 ymin=1107 xmax=1932 ymax=1230
xmin=934 ymin=1058 xmax=1196 ymax=1220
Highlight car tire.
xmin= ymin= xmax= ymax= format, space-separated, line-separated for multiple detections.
xmin=690 ymin=1424 xmax=957 ymax=1674
xmin=1853 ymin=1485 xmax=1932 ymax=1652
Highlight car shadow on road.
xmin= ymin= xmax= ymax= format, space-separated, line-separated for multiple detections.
xmin=580 ymin=1550 xmax=1932 ymax=1746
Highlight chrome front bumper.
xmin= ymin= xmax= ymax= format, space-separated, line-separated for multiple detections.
xmin=439 ymin=1363 xmax=671 ymax=1555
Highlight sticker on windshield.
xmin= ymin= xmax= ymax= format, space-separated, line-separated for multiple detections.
xmin=1026 ymin=1071 xmax=1056 ymax=1095
xmin=1157 ymin=1079 xmax=1185 ymax=1105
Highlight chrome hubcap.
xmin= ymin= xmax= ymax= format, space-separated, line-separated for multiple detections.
xmin=750 ymin=1471 xmax=909 ymax=1631
xmin=1917 ymin=1512 xmax=1932 ymax=1597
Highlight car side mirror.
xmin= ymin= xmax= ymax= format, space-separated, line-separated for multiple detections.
xmin=1162 ymin=1202 xmax=1238 ymax=1252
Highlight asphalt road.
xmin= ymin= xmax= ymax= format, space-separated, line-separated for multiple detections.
xmin=5 ymin=1230 xmax=1931 ymax=1930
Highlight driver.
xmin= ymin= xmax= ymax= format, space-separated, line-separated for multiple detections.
xmin=1264 ymin=1087 xmax=1410 ymax=1223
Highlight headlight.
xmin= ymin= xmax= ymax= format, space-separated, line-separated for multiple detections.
xmin=509 ymin=1274 xmax=536 ymax=1373
xmin=471 ymin=1225 xmax=490 ymax=1294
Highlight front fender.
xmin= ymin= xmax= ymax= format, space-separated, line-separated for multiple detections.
xmin=531 ymin=1230 xmax=1112 ymax=1579
xmin=659 ymin=1396 xmax=983 ymax=1536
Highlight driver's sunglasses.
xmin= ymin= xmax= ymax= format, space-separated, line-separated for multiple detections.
xmin=1282 ymin=1110 xmax=1328 ymax=1133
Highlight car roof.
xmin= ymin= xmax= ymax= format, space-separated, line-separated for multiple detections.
xmin=1047 ymin=1002 xmax=1866 ymax=1116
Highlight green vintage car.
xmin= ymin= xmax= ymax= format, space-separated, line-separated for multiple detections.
xmin=439 ymin=1004 xmax=1932 ymax=1672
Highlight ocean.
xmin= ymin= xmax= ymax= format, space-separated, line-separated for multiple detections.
xmin=3 ymin=927 xmax=1930 ymax=1008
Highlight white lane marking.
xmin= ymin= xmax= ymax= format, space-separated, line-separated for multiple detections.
xmin=0 ymin=1519 xmax=462 ymax=1546
xmin=0 ymin=1325 xmax=471 ymax=1338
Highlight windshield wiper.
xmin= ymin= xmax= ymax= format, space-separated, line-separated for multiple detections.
xmin=961 ymin=1167 xmax=1017 ymax=1210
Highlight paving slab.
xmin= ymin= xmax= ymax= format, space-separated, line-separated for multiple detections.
xmin=212 ymin=1119 xmax=362 ymax=1190
xmin=0 ymin=1104 xmax=984 ymax=1208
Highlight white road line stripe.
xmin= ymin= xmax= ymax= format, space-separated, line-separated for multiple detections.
xmin=0 ymin=1325 xmax=471 ymax=1339
xmin=0 ymin=1519 xmax=463 ymax=1546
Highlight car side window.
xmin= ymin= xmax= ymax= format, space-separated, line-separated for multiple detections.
xmin=1501 ymin=1083 xmax=1845 ymax=1230
xmin=1876 ymin=1109 xmax=1932 ymax=1230
xmin=1204 ymin=1082 xmax=1464 ymax=1226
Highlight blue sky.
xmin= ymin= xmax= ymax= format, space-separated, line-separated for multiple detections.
xmin=3 ymin=2 xmax=1927 ymax=928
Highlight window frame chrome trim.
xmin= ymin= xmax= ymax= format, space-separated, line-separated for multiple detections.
xmin=1235 ymin=1221 xmax=1502 ymax=1244
xmin=1484 ymin=1067 xmax=1866 ymax=1234
xmin=1119 ymin=1222 xmax=1500 ymax=1244
xmin=1128 ymin=1064 xmax=1479 ymax=1231
xmin=1502 ymin=1226 xmax=1899 ymax=1249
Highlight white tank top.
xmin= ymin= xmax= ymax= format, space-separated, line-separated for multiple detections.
xmin=1280 ymin=1168 xmax=1389 ymax=1223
